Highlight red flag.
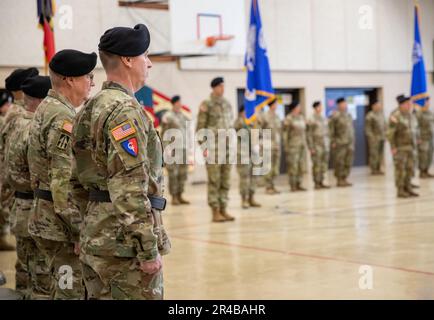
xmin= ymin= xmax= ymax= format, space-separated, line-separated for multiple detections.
xmin=42 ymin=18 xmax=55 ymax=64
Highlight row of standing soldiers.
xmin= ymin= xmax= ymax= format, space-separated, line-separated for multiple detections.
xmin=190 ymin=80 xmax=433 ymax=223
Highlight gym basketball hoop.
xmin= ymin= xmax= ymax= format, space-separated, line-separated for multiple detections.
xmin=205 ymin=34 xmax=235 ymax=47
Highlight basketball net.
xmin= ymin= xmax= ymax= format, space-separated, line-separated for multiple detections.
xmin=205 ymin=35 xmax=234 ymax=61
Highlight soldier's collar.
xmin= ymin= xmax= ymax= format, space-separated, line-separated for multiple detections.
xmin=102 ymin=81 xmax=135 ymax=98
xmin=47 ymin=89 xmax=75 ymax=112
xmin=210 ymin=93 xmax=223 ymax=102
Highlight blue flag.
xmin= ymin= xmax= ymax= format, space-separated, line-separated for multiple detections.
xmin=244 ymin=0 xmax=274 ymax=124
xmin=410 ymin=6 xmax=428 ymax=107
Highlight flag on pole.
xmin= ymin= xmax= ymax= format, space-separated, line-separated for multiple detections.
xmin=410 ymin=5 xmax=428 ymax=107
xmin=244 ymin=0 xmax=274 ymax=124
xmin=37 ymin=0 xmax=55 ymax=73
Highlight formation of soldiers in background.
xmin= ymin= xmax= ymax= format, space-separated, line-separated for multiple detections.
xmin=0 ymin=26 xmax=433 ymax=299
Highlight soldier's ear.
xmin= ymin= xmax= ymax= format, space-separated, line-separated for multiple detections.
xmin=119 ymin=56 xmax=133 ymax=68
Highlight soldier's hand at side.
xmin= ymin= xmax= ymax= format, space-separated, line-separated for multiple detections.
xmin=331 ymin=143 xmax=336 ymax=149
xmin=74 ymin=242 xmax=80 ymax=256
xmin=391 ymin=148 xmax=397 ymax=155
xmin=140 ymin=254 xmax=162 ymax=274
xmin=203 ymin=149 xmax=208 ymax=158
xmin=310 ymin=149 xmax=315 ymax=155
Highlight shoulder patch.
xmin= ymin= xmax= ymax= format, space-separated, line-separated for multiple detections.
xmin=62 ymin=120 xmax=73 ymax=133
xmin=200 ymin=103 xmax=208 ymax=112
xmin=111 ymin=120 xmax=137 ymax=141
xmin=121 ymin=137 xmax=139 ymax=157
xmin=56 ymin=133 xmax=71 ymax=150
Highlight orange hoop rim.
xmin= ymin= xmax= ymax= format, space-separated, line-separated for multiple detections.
xmin=205 ymin=34 xmax=235 ymax=47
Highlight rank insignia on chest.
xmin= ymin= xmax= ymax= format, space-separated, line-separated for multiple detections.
xmin=121 ymin=137 xmax=138 ymax=157
xmin=111 ymin=121 xmax=136 ymax=141
xmin=57 ymin=133 xmax=70 ymax=150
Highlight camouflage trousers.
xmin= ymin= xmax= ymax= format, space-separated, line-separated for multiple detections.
xmin=393 ymin=149 xmax=414 ymax=189
xmin=13 ymin=236 xmax=50 ymax=300
xmin=0 ymin=182 xmax=14 ymax=236
xmin=81 ymin=254 xmax=163 ymax=300
xmin=333 ymin=145 xmax=354 ymax=180
xmin=166 ymin=163 xmax=188 ymax=196
xmin=206 ymin=164 xmax=231 ymax=210
xmin=33 ymin=236 xmax=84 ymax=300
xmin=264 ymin=148 xmax=280 ymax=189
xmin=310 ymin=146 xmax=328 ymax=184
xmin=367 ymin=139 xmax=384 ymax=172
xmin=418 ymin=140 xmax=433 ymax=172
xmin=237 ymin=164 xmax=256 ymax=197
xmin=286 ymin=145 xmax=305 ymax=188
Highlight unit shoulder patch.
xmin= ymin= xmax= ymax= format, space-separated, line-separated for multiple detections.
xmin=56 ymin=133 xmax=71 ymax=150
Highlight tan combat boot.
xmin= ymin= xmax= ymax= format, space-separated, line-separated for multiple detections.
xmin=420 ymin=171 xmax=428 ymax=179
xmin=397 ymin=188 xmax=410 ymax=198
xmin=212 ymin=207 xmax=226 ymax=223
xmin=172 ymin=195 xmax=180 ymax=206
xmin=314 ymin=183 xmax=322 ymax=190
xmin=241 ymin=195 xmax=250 ymax=209
xmin=405 ymin=187 xmax=419 ymax=197
xmin=296 ymin=183 xmax=307 ymax=191
xmin=178 ymin=194 xmax=190 ymax=205
xmin=0 ymin=236 xmax=15 ymax=251
xmin=320 ymin=182 xmax=331 ymax=189
xmin=249 ymin=194 xmax=261 ymax=207
xmin=265 ymin=187 xmax=275 ymax=195
xmin=220 ymin=207 xmax=235 ymax=221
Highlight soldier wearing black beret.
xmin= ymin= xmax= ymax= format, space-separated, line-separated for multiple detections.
xmin=27 ymin=48 xmax=96 ymax=299
xmin=0 ymin=67 xmax=39 ymax=252
xmin=73 ymin=24 xmax=171 ymax=300
xmin=3 ymin=75 xmax=52 ymax=296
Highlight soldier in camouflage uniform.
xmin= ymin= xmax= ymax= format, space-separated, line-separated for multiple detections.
xmin=161 ymin=95 xmax=190 ymax=205
xmin=365 ymin=100 xmax=386 ymax=175
xmin=306 ymin=101 xmax=331 ymax=189
xmin=257 ymin=98 xmax=282 ymax=194
xmin=416 ymin=97 xmax=434 ymax=178
xmin=0 ymin=68 xmax=39 ymax=251
xmin=73 ymin=24 xmax=170 ymax=300
xmin=234 ymin=105 xmax=261 ymax=209
xmin=387 ymin=95 xmax=419 ymax=198
xmin=283 ymin=101 xmax=307 ymax=192
xmin=329 ymin=97 xmax=354 ymax=187
xmin=4 ymin=76 xmax=52 ymax=299
xmin=28 ymin=50 xmax=96 ymax=299
xmin=196 ymin=77 xmax=235 ymax=222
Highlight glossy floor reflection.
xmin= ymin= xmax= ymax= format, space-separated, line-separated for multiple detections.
xmin=1 ymin=167 xmax=434 ymax=299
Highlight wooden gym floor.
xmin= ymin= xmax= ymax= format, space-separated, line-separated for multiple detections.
xmin=1 ymin=167 xmax=434 ymax=299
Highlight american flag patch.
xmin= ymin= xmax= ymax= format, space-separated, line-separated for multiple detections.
xmin=111 ymin=121 xmax=136 ymax=141
xmin=62 ymin=121 xmax=73 ymax=133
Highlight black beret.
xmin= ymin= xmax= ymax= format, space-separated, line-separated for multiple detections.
xmin=171 ymin=95 xmax=180 ymax=104
xmin=0 ymin=89 xmax=13 ymax=107
xmin=396 ymin=94 xmax=410 ymax=104
xmin=49 ymin=49 xmax=97 ymax=77
xmin=5 ymin=68 xmax=39 ymax=91
xmin=370 ymin=99 xmax=379 ymax=106
xmin=336 ymin=97 xmax=346 ymax=104
xmin=99 ymin=24 xmax=151 ymax=57
xmin=21 ymin=76 xmax=52 ymax=99
xmin=288 ymin=101 xmax=300 ymax=113
xmin=211 ymin=77 xmax=224 ymax=88
xmin=268 ymin=98 xmax=277 ymax=106
xmin=312 ymin=101 xmax=321 ymax=108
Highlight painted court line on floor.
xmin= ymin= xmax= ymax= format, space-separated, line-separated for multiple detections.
xmin=172 ymin=235 xmax=434 ymax=277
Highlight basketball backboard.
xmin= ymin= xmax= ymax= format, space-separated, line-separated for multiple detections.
xmin=169 ymin=0 xmax=246 ymax=56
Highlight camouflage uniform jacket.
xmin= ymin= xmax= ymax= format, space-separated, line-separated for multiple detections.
xmin=306 ymin=113 xmax=329 ymax=151
xmin=257 ymin=110 xmax=281 ymax=151
xmin=28 ymin=89 xmax=81 ymax=242
xmin=283 ymin=114 xmax=306 ymax=149
xmin=365 ymin=110 xmax=386 ymax=142
xmin=416 ymin=109 xmax=433 ymax=141
xmin=387 ymin=110 xmax=414 ymax=152
xmin=72 ymin=81 xmax=170 ymax=262
xmin=328 ymin=110 xmax=354 ymax=147
xmin=5 ymin=110 xmax=33 ymax=236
